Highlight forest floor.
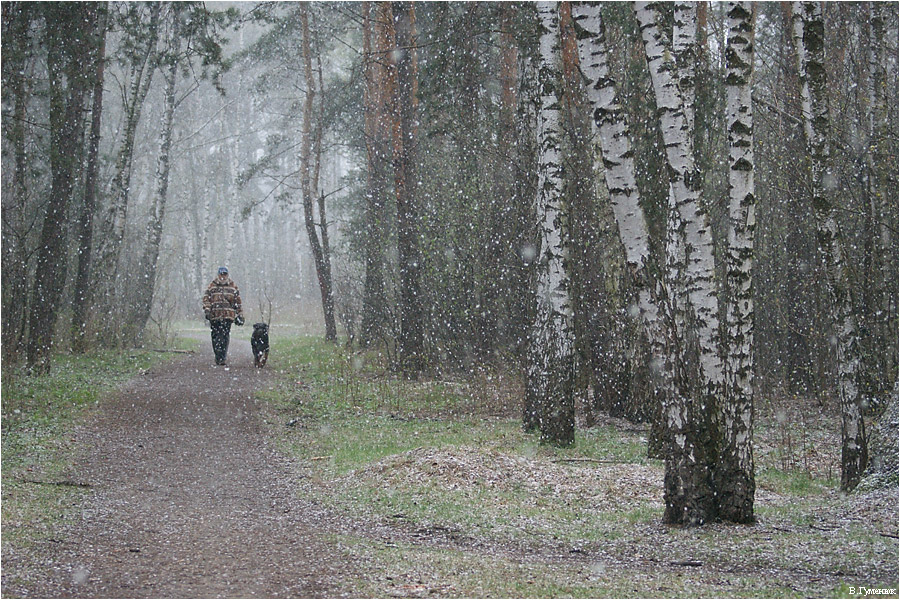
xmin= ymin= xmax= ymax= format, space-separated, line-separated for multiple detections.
xmin=1 ymin=328 xmax=898 ymax=598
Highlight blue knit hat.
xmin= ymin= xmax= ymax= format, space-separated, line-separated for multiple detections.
xmin=218 ymin=266 xmax=228 ymax=275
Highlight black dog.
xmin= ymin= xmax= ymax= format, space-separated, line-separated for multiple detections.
xmin=251 ymin=323 xmax=269 ymax=368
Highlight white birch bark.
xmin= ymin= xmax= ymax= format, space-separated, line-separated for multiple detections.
xmin=573 ymin=2 xmax=705 ymax=522
xmin=532 ymin=0 xmax=575 ymax=446
xmin=571 ymin=0 xmax=673 ymax=423
xmin=791 ymin=1 xmax=867 ymax=491
xmin=673 ymin=2 xmax=698 ymax=136
xmin=633 ymin=1 xmax=725 ymax=524
xmin=669 ymin=4 xmax=697 ymax=339
xmin=634 ymin=1 xmax=723 ymax=402
xmin=720 ymin=0 xmax=756 ymax=523
xmin=671 ymin=4 xmax=697 ymax=339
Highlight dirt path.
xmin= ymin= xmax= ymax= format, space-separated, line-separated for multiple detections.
xmin=9 ymin=337 xmax=359 ymax=598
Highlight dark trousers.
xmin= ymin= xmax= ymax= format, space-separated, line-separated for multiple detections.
xmin=210 ymin=320 xmax=232 ymax=364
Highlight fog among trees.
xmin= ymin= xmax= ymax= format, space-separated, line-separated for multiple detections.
xmin=2 ymin=1 xmax=898 ymax=524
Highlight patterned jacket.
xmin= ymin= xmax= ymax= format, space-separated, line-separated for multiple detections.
xmin=202 ymin=276 xmax=243 ymax=322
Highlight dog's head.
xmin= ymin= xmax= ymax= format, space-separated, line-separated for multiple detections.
xmin=253 ymin=323 xmax=268 ymax=335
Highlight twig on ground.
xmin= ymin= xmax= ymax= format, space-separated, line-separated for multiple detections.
xmin=670 ymin=560 xmax=703 ymax=567
xmin=16 ymin=478 xmax=93 ymax=488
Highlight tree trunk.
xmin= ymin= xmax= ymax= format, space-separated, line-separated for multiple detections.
xmin=858 ymin=380 xmax=899 ymax=491
xmin=360 ymin=2 xmax=391 ymax=348
xmin=72 ymin=4 xmax=108 ymax=354
xmin=25 ymin=4 xmax=94 ymax=372
xmin=299 ymin=3 xmax=337 ymax=342
xmin=1 ymin=2 xmax=33 ymax=361
xmin=458 ymin=4 xmax=497 ymax=361
xmin=519 ymin=39 xmax=543 ymax=435
xmin=560 ymin=2 xmax=622 ymax=427
xmin=673 ymin=1 xmax=698 ymax=138
xmin=132 ymin=9 xmax=181 ymax=342
xmin=198 ymin=180 xmax=213 ymax=296
xmin=718 ymin=1 xmax=757 ymax=524
xmin=392 ymin=1 xmax=425 ymax=377
xmin=635 ymin=0 xmax=724 ymax=525
xmin=511 ymin=10 xmax=542 ymax=369
xmin=573 ymin=0 xmax=683 ymax=517
xmin=91 ymin=2 xmax=162 ymax=346
xmin=572 ymin=1 xmax=672 ymax=414
xmin=495 ymin=4 xmax=533 ymax=354
xmin=532 ymin=1 xmax=576 ymax=447
xmin=791 ymin=0 xmax=867 ymax=491
xmin=314 ymin=50 xmax=337 ymax=343
xmin=865 ymin=2 xmax=898 ymax=392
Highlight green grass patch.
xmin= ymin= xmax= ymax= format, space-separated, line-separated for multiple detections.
xmin=757 ymin=467 xmax=835 ymax=497
xmin=259 ymin=334 xmax=898 ymax=599
xmin=264 ymin=336 xmax=666 ymax=545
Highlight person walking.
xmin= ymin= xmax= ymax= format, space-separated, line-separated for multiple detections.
xmin=202 ymin=266 xmax=244 ymax=365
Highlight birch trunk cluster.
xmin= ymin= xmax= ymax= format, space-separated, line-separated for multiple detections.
xmin=720 ymin=1 xmax=757 ymax=522
xmin=573 ymin=0 xmax=756 ymax=524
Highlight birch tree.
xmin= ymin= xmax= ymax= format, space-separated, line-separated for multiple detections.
xmin=635 ymin=2 xmax=724 ymax=402
xmin=719 ymin=0 xmax=756 ymax=524
xmin=573 ymin=1 xmax=703 ymax=524
xmin=865 ymin=2 xmax=898 ymax=392
xmin=575 ymin=2 xmax=760 ymax=524
xmin=529 ymin=1 xmax=576 ymax=447
xmin=634 ymin=0 xmax=722 ymax=524
xmin=673 ymin=2 xmax=698 ymax=143
xmin=560 ymin=2 xmax=627 ymax=426
xmin=791 ymin=0 xmax=867 ymax=491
